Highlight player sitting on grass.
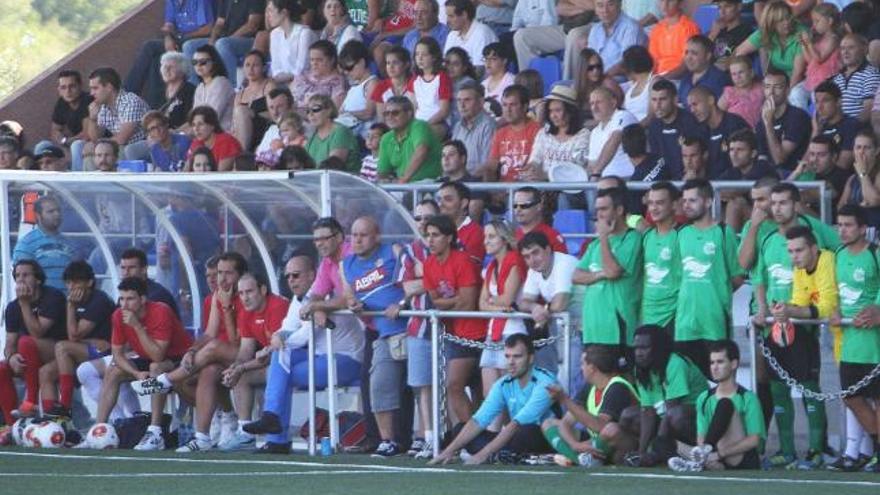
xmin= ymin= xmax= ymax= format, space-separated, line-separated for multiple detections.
xmin=668 ymin=339 xmax=766 ymax=472
xmin=542 ymin=345 xmax=640 ymax=467
xmin=430 ymin=334 xmax=557 ymax=465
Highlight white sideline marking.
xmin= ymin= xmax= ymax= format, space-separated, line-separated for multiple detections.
xmin=0 ymin=451 xmax=560 ymax=476
xmin=0 ymin=471 xmax=387 ymax=478
xmin=587 ymin=472 xmax=880 ymax=488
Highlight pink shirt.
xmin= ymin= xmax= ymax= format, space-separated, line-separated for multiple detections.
xmin=805 ymin=44 xmax=840 ymax=92
xmin=722 ymin=83 xmax=764 ymax=129
xmin=310 ymin=241 xmax=353 ymax=299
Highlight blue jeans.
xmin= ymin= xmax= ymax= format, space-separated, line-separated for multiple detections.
xmin=263 ymin=348 xmax=362 ymax=445
xmin=182 ymin=36 xmax=255 ymax=86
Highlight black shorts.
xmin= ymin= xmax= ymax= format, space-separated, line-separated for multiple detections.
xmin=840 ymin=362 xmax=880 ymax=398
xmin=767 ymin=326 xmax=820 ymax=383
xmin=726 ymin=449 xmax=761 ymax=470
xmin=445 ymin=340 xmax=482 ymax=360
xmin=129 ymin=357 xmax=182 ymax=373
xmin=673 ymin=340 xmax=711 ymax=379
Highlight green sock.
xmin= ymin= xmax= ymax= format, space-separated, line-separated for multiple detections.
xmin=543 ymin=426 xmax=579 ymax=463
xmin=801 ymin=380 xmax=827 ymax=453
xmin=770 ymin=380 xmax=796 ymax=456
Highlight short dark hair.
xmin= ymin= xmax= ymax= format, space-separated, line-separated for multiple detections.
xmin=279 ymin=145 xmax=316 ymax=170
xmin=88 ymin=67 xmax=121 ymax=90
xmin=34 ymin=195 xmax=59 ymax=216
xmin=815 ymin=80 xmax=842 ymax=101
xmin=809 ymin=134 xmax=840 ymax=156
xmin=218 ymin=251 xmax=249 ymax=275
xmin=514 ymin=186 xmax=540 ymax=204
xmin=622 ymin=45 xmax=653 ymax=74
xmin=425 ymin=214 xmax=458 ymax=245
xmin=63 ymin=260 xmax=95 ymax=282
xmin=457 ymin=79 xmax=485 ymax=98
xmin=95 ymin=138 xmax=120 ymax=157
xmin=753 ymin=175 xmax=780 ymax=190
xmin=121 ymin=248 xmax=148 ymax=267
xmin=268 ymin=86 xmax=293 ymax=104
xmin=482 ymin=41 xmax=509 ymax=60
xmin=785 ymin=225 xmax=817 ymax=246
xmin=239 ymin=271 xmax=270 ymax=292
xmin=621 ymin=124 xmax=647 ymax=156
xmin=14 ymin=259 xmax=46 ymax=285
xmin=770 ymin=182 xmax=801 ymax=202
xmin=518 ymin=231 xmax=551 ymax=252
xmin=319 ymin=156 xmax=347 ymax=171
xmin=583 ymin=345 xmax=617 ymax=374
xmin=189 ymin=106 xmax=223 ymax=133
xmin=370 ymin=122 xmax=390 ymax=134
xmin=445 ymin=0 xmax=476 ymax=19
xmin=681 ymin=135 xmax=706 ymax=153
xmin=443 ymin=139 xmax=468 ymax=161
xmin=728 ymin=128 xmax=757 ymax=151
xmin=838 ymin=204 xmax=868 ymax=226
xmin=842 ymin=2 xmax=874 ymax=36
xmin=502 ymin=84 xmax=530 ymax=105
xmin=649 ymin=181 xmax=681 ymax=200
xmin=118 ymin=276 xmax=148 ymax=295
xmin=58 ymin=69 xmax=82 ymax=84
xmin=651 ymin=78 xmax=677 ymax=98
xmin=244 ymin=49 xmax=268 ymax=66
xmin=504 ymin=333 xmax=535 ymax=355
xmin=309 ymin=39 xmax=338 ymax=65
xmin=596 ymin=187 xmax=626 ymax=211
xmin=707 ymin=339 xmax=740 ymax=362
xmin=438 ymin=180 xmax=471 ymax=202
xmin=312 ymin=216 xmax=344 ymax=235
xmin=765 ymin=66 xmax=789 ymax=85
xmin=682 ymin=178 xmax=713 ymax=199
xmin=205 ymin=255 xmax=220 ymax=270
xmin=687 ymin=34 xmax=714 ymax=54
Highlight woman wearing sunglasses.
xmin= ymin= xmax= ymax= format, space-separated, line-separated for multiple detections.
xmin=574 ymin=48 xmax=623 ymax=127
xmin=337 ymin=40 xmax=378 ymax=138
xmin=305 ymin=94 xmax=361 ymax=174
xmin=192 ymin=44 xmax=235 ymax=133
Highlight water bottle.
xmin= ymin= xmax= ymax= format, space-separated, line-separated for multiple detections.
xmin=320 ymin=437 xmax=332 ymax=456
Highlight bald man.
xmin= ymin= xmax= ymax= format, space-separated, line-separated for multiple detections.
xmin=687 ymin=86 xmax=749 ymax=179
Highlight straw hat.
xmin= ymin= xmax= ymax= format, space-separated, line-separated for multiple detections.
xmin=544 ymin=85 xmax=578 ymax=106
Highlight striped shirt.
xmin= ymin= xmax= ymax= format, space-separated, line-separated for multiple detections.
xmin=831 ymin=62 xmax=880 ymax=120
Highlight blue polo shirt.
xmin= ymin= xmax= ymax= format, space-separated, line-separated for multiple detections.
xmin=706 ymin=111 xmax=750 ymax=179
xmin=403 ymin=23 xmax=451 ymax=58
xmin=587 ymin=14 xmax=646 ymax=70
xmin=342 ymin=243 xmax=408 ymax=338
xmin=679 ymin=65 xmax=730 ymax=107
xmin=647 ymin=109 xmax=707 ymax=180
xmin=755 ymin=104 xmax=810 ymax=173
xmin=150 ymin=133 xmax=192 ymax=172
xmin=165 ymin=0 xmax=215 ymax=36
xmin=472 ymin=366 xmax=557 ymax=429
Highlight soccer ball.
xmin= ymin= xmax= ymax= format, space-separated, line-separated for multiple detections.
xmin=86 ymin=423 xmax=119 ymax=449
xmin=12 ymin=417 xmax=37 ymax=446
xmin=22 ymin=423 xmax=40 ymax=447
xmin=31 ymin=421 xmax=65 ymax=448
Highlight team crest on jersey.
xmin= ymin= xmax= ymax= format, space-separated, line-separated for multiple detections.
xmin=354 ymin=267 xmax=388 ymax=292
xmin=703 ymin=242 xmax=716 ymax=256
xmin=682 ymin=257 xmax=711 ymax=278
xmin=659 ymin=247 xmax=671 ymax=261
xmin=768 ymin=264 xmax=793 ymax=285
xmin=839 ymin=283 xmax=862 ymax=306
xmin=645 ymin=263 xmax=669 ymax=284
xmin=853 ymin=268 xmax=865 ymax=283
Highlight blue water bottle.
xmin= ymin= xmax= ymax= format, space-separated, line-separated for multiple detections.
xmin=321 ymin=437 xmax=332 ymax=456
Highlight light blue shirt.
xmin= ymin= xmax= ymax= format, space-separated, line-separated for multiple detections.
xmin=403 ymin=23 xmax=451 ymax=58
xmin=12 ymin=227 xmax=76 ymax=291
xmin=511 ymin=0 xmax=558 ymax=30
xmin=587 ymin=14 xmax=646 ymax=71
xmin=473 ymin=366 xmax=557 ymax=429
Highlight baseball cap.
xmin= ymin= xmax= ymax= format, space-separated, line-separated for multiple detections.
xmin=33 ymin=140 xmax=65 ymax=159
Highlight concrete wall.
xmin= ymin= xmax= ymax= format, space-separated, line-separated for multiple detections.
xmin=0 ymin=0 xmax=163 ymax=147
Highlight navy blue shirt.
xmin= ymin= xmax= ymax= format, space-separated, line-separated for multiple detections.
xmin=4 ymin=286 xmax=67 ymax=341
xmin=755 ymin=104 xmax=811 ymax=173
xmin=630 ymin=154 xmax=670 ymax=182
xmin=74 ymin=288 xmax=116 ymax=341
xmin=679 ymin=65 xmax=731 ymax=107
xmin=819 ymin=115 xmax=863 ymax=152
xmin=647 ymin=109 xmax=708 ymax=180
xmin=147 ymin=278 xmax=180 ymax=319
xmin=717 ymin=158 xmax=778 ymax=181
xmin=706 ymin=112 xmax=750 ymax=179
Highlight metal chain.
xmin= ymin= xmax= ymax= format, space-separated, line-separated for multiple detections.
xmin=441 ymin=332 xmax=561 ymax=351
xmin=438 ymin=325 xmax=449 ymax=441
xmin=756 ymin=328 xmax=880 ymax=401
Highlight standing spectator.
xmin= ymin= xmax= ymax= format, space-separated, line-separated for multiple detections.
xmin=144 ymin=111 xmax=191 ymax=172
xmin=707 ymin=0 xmax=752 ymax=71
xmin=830 ymin=33 xmax=880 ymax=123
xmin=587 ymin=87 xmax=638 ymax=179
xmin=437 ymin=181 xmax=486 ymax=265
xmin=407 ymin=37 xmax=453 ymax=139
xmin=512 ymin=187 xmax=568 ymax=253
xmin=50 ymin=70 xmax=92 ymax=148
xmin=647 ymin=0 xmax=699 ymax=78
xmin=291 ymin=40 xmax=347 ymax=113
xmin=813 ymin=80 xmax=860 ymax=171
xmin=801 ymin=3 xmax=842 ymax=104
xmin=187 ymin=105 xmax=243 ymax=171
xmin=687 ymin=85 xmax=750 ymax=179
xmin=231 ymin=50 xmax=276 ymax=150
xmin=678 ymin=35 xmax=731 ymax=107
xmin=755 ymin=68 xmax=811 ymax=173
xmin=485 ymin=85 xmax=542 ymax=184
xmin=157 ymin=52 xmax=196 ymax=130
xmin=13 ymin=196 xmax=76 ymax=290
xmin=451 ymin=81 xmax=496 ymax=176
xmin=182 ymin=0 xmax=266 ymax=81
xmin=376 ymin=96 xmax=443 ymax=183
xmin=304 ymin=94 xmax=361 ymax=174
xmin=587 ymin=0 xmax=646 ymax=77
xmin=266 ymin=0 xmax=318 ymax=86
xmin=444 ymin=0 xmax=499 ymax=73
xmin=646 ymin=79 xmax=707 ymax=180
xmin=192 ymin=45 xmax=236 ymax=132
xmin=718 ymin=55 xmax=764 ymax=129
xmin=621 ymin=45 xmax=656 ymax=124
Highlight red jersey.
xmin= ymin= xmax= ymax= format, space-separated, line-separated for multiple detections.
xmin=188 ymin=132 xmax=243 ymax=164
xmin=485 ymin=250 xmax=527 ymax=341
xmin=111 ymin=302 xmax=192 ymax=361
xmin=489 ymin=120 xmax=541 ymax=182
xmin=515 ymin=223 xmax=568 ymax=254
xmin=423 ymin=249 xmax=486 ymax=340
xmin=457 ymin=217 xmax=485 ymax=266
xmin=237 ymin=294 xmax=290 ymax=347
xmin=202 ymin=294 xmax=245 ymax=342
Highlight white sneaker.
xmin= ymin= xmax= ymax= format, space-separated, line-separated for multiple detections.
xmin=218 ymin=429 xmax=255 ymax=451
xmin=176 ymin=437 xmax=213 ymax=453
xmin=133 ymin=430 xmax=165 ymax=451
xmin=131 ymin=376 xmax=172 ymax=396
xmin=413 ymin=440 xmax=434 ymax=460
xmin=577 ymin=452 xmax=603 ymax=468
xmin=690 ymin=444 xmax=713 ymax=465
xmin=668 ymin=456 xmax=704 ymax=472
xmin=218 ymin=412 xmax=239 ymax=448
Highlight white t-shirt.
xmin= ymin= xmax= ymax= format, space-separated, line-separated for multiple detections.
xmin=270 ymin=24 xmax=319 ymax=78
xmin=622 ymin=73 xmax=654 ymax=122
xmin=589 ymin=109 xmax=638 ymax=178
xmin=256 ymin=124 xmax=280 ymax=155
xmin=282 ymin=294 xmax=365 ymax=363
xmin=522 ymin=252 xmax=579 ymax=314
xmin=444 ymin=20 xmax=499 ymax=67
xmin=408 ymin=72 xmax=452 ymax=122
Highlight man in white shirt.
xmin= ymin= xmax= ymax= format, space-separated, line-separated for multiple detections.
xmin=588 ymin=86 xmax=638 ymax=179
xmin=444 ymin=0 xmax=499 ymax=73
xmin=254 ymin=88 xmax=294 ymax=155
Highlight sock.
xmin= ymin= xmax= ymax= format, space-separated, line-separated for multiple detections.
xmin=542 ymin=425 xmax=579 ymax=463
xmin=157 ymin=373 xmax=172 ymax=388
xmin=41 ymin=399 xmax=54 ymax=413
xmin=147 ymin=424 xmax=162 ymax=435
xmin=859 ymin=431 xmax=873 ymax=457
xmin=59 ymin=374 xmax=75 ymax=408
xmin=802 ymin=381 xmax=827 ymax=453
xmin=17 ymin=336 xmax=41 ymax=403
xmin=845 ymin=408 xmax=865 ymax=459
xmin=770 ymin=380 xmax=796 ymax=456
xmin=196 ymin=431 xmax=211 ymax=444
xmin=424 ymin=429 xmax=434 ymax=444
xmin=238 ymin=420 xmax=253 ymax=436
xmin=704 ymin=398 xmax=734 ymax=449
xmin=757 ymin=382 xmax=774 ymax=430
xmin=76 ymin=361 xmax=102 ymax=403
xmin=0 ymin=364 xmax=18 ymax=424
xmin=872 ymin=433 xmax=880 ymax=456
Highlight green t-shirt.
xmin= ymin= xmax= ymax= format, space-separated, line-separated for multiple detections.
xmin=740 ymin=218 xmax=778 ymax=314
xmin=577 ymin=228 xmax=643 ymax=345
xmin=637 ymin=353 xmax=708 ymax=412
xmin=746 ymin=25 xmax=807 ymax=77
xmin=641 ymin=227 xmax=680 ymax=327
xmin=753 ymin=231 xmax=794 ymax=307
xmin=836 ymin=245 xmax=880 ymax=364
xmin=347 ymin=0 xmax=370 ymax=28
xmin=377 ymin=119 xmax=442 ymax=182
xmin=676 ymin=223 xmax=743 ymax=341
xmin=696 ymin=387 xmax=766 ymax=442
xmin=306 ymin=123 xmax=362 ymax=174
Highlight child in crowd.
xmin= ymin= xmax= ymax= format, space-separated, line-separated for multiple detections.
xmin=255 ymin=113 xmax=307 ymax=168
xmin=407 ymin=37 xmax=452 ymax=139
xmin=801 ymin=3 xmax=842 ymax=99
xmin=360 ymin=122 xmax=389 ymax=183
xmin=481 ymin=42 xmax=515 ymax=117
xmin=718 ymin=56 xmax=764 ymax=128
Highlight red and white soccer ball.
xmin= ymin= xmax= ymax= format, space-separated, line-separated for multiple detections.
xmin=22 ymin=423 xmax=40 ymax=447
xmin=87 ymin=423 xmax=119 ymax=449
xmin=11 ymin=418 xmax=36 ymax=446
xmin=31 ymin=421 xmax=66 ymax=448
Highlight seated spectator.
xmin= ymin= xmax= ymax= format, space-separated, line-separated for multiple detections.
xmin=802 ymin=4 xmax=842 ymax=103
xmin=512 ymin=0 xmax=594 ymax=80
xmin=575 ymin=48 xmax=624 ymax=123
xmin=360 ymin=122 xmax=389 ymax=183
xmin=841 ymin=1 xmax=880 ymax=68
xmin=231 ymin=50 xmax=276 ymax=150
xmin=377 ymin=96 xmax=442 ymax=182
xmin=587 ymin=0 xmax=646 ymax=78
xmin=787 ymin=135 xmax=849 ymax=210
xmin=371 ymin=46 xmax=414 ymax=123
xmin=451 ymin=81 xmax=496 ymax=176
xmin=839 ymin=129 xmax=880 ymax=230
xmin=337 ymin=41 xmax=378 ymax=138
xmin=188 ymin=146 xmax=218 ymax=172
xmin=831 ymin=33 xmax=880 ymax=123
xmin=50 ymin=70 xmax=92 ymax=148
xmin=192 ymin=44 xmax=236 ymax=133
xmin=646 ymin=78 xmax=707 ymax=180
xmin=687 ymin=85 xmax=749 ymax=179
xmin=707 ymin=0 xmax=752 ymax=71
xmin=587 ymin=86 xmax=638 ymax=179
xmin=182 ymin=0 xmax=265 ymax=82
xmin=512 ymin=186 xmax=568 ymax=253
xmin=678 ymin=35 xmax=731 ymax=107
xmin=254 ymin=88 xmax=295 ymax=156
xmin=187 ymin=105 xmax=243 ymax=171
xmin=717 ymin=128 xmax=777 ymax=181
xmin=125 ymin=0 xmax=214 ymax=108
xmin=305 ymin=94 xmax=361 ymax=174
xmin=679 ymin=137 xmax=709 ymax=180
xmin=144 ymin=111 xmax=192 ymax=172
xmin=526 ymin=85 xmax=591 ymax=181
xmin=438 ymin=140 xmax=486 ymax=222
xmin=444 ymin=0 xmax=499 ymax=74
xmin=278 ymin=145 xmax=316 ymax=170
xmin=718 ymin=55 xmax=764 ymax=128
xmin=624 ymin=123 xmax=670 ymax=182
xmin=93 ymin=139 xmax=119 ymax=172
xmin=320 ymin=0 xmax=362 ymax=51
xmin=402 ymin=0 xmax=450 ymax=57
xmin=157 ymin=52 xmax=196 ymax=130
xmin=256 ymin=112 xmax=306 ymax=168
xmin=755 ymin=68 xmax=811 ymax=173
xmin=485 ymin=84 xmax=542 ymax=184
xmin=481 ymin=43 xmax=515 ymax=116
xmin=291 ymin=40 xmax=347 ymax=114
xmin=266 ymin=0 xmax=318 ymax=86
xmin=620 ymin=45 xmax=656 ymax=124
xmin=0 ymin=137 xmax=19 ymax=170
xmin=34 ymin=141 xmax=70 ymax=172
xmin=445 ymin=47 xmax=479 ymax=129
xmin=813 ymin=80 xmax=861 ymax=170
xmin=407 ymin=37 xmax=453 ymax=139
xmin=77 ymin=67 xmax=150 ymax=172
xmin=647 ymin=0 xmax=699 ymax=78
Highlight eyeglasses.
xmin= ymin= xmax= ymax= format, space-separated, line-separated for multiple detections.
xmin=192 ymin=58 xmax=211 ymax=66
xmin=313 ymin=233 xmax=339 ymax=243
xmin=307 ymin=106 xmax=325 ymax=114
xmin=284 ymin=272 xmax=303 ymax=279
xmin=513 ymin=201 xmax=539 ymax=210
xmin=384 ymin=109 xmax=403 ymax=117
xmin=586 ymin=64 xmax=603 ymax=72
xmin=413 ymin=215 xmax=434 ymax=222
xmin=146 ymin=125 xmax=164 ymax=133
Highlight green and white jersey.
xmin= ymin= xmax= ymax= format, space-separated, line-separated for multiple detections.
xmin=640 ymin=227 xmax=680 ymax=327
xmin=676 ymin=223 xmax=743 ymax=342
xmin=753 ymin=231 xmax=794 ymax=306
xmin=836 ymin=244 xmax=880 ymax=364
xmin=696 ymin=386 xmax=766 ymax=442
xmin=637 ymin=353 xmax=708 ymax=414
xmin=577 ymin=229 xmax=643 ymax=345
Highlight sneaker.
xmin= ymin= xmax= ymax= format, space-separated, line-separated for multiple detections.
xmin=408 ymin=438 xmax=427 ymax=456
xmin=668 ymin=456 xmax=704 ymax=472
xmin=175 ymin=437 xmax=212 ymax=453
xmin=133 ymin=430 xmax=165 ymax=451
xmin=242 ymin=413 xmax=282 ymax=435
xmin=577 ymin=452 xmax=603 ymax=468
xmin=13 ymin=400 xmax=37 ymax=418
xmin=131 ymin=377 xmax=172 ymax=396
xmin=863 ymin=455 xmax=879 ymax=473
xmin=826 ymin=455 xmax=861 ymax=472
xmin=553 ymin=454 xmax=575 ymax=467
xmin=253 ymin=441 xmax=291 ymax=455
xmin=690 ymin=444 xmax=713 ymax=465
xmin=371 ymin=440 xmax=401 ymax=458
xmin=623 ymin=452 xmax=642 ymax=468
xmin=792 ymin=449 xmax=823 ymax=470
xmin=763 ymin=451 xmax=797 ymax=470
xmin=218 ymin=411 xmax=239 ymax=447
xmin=44 ymin=403 xmax=72 ymax=420
xmin=218 ymin=429 xmax=255 ymax=451
xmin=413 ymin=440 xmax=434 ymax=460
xmin=523 ymin=454 xmax=556 ymax=465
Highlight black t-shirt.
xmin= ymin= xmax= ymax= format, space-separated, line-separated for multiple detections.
xmin=706 ymin=111 xmax=750 ymax=180
xmin=755 ymin=104 xmax=811 ymax=172
xmin=51 ymin=93 xmax=93 ymax=137
xmin=147 ymin=278 xmax=180 ymax=319
xmin=647 ymin=109 xmax=708 ymax=180
xmin=74 ymin=289 xmax=117 ymax=341
xmin=630 ymin=154 xmax=670 ymax=182
xmin=159 ymin=82 xmax=195 ymax=129
xmin=817 ymin=165 xmax=852 ymax=204
xmin=4 ymin=286 xmax=67 ymax=341
xmin=718 ymin=158 xmax=778 ymax=181
xmin=713 ymin=23 xmax=753 ymax=61
xmin=219 ymin=0 xmax=266 ymax=37
xmin=820 ymin=115 xmax=863 ymax=152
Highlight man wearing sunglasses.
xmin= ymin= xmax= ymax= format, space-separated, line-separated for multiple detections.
xmin=513 ymin=187 xmax=568 ymax=254
xmin=377 ymin=96 xmax=443 ymax=183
